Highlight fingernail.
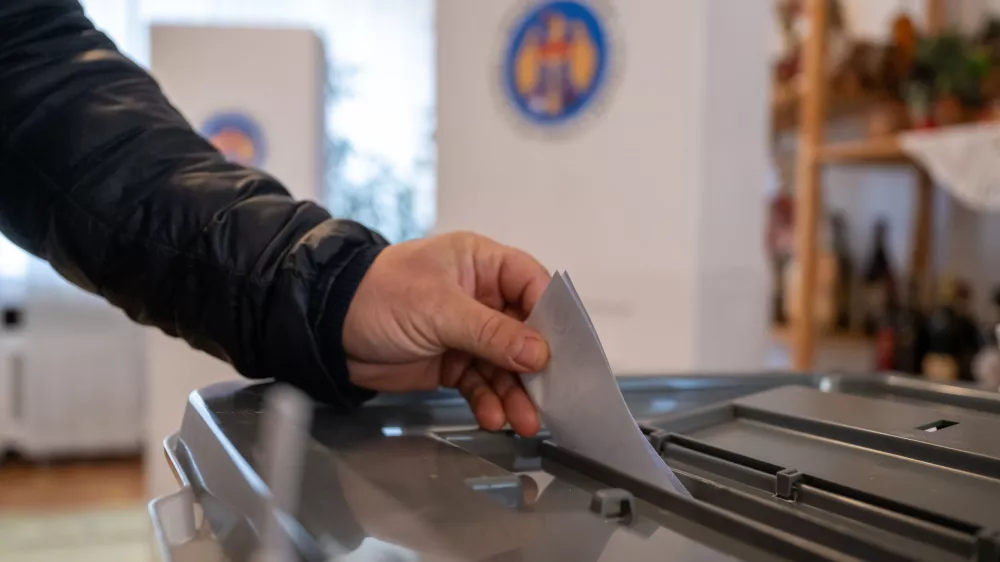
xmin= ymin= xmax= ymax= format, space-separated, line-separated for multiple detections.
xmin=514 ymin=336 xmax=546 ymax=371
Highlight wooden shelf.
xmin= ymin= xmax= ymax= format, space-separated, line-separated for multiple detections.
xmin=772 ymin=87 xmax=878 ymax=132
xmin=816 ymin=135 xmax=910 ymax=165
xmin=779 ymin=0 xmax=944 ymax=371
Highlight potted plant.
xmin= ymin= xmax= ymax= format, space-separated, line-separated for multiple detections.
xmin=909 ymin=33 xmax=990 ymax=127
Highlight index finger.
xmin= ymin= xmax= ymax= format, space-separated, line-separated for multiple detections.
xmin=497 ymin=245 xmax=551 ymax=315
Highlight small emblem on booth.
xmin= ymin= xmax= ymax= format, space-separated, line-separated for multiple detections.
xmin=503 ymin=0 xmax=610 ymax=127
xmin=200 ymin=112 xmax=266 ymax=167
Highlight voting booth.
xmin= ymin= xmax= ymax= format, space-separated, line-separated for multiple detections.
xmin=436 ymin=1 xmax=773 ymax=375
xmin=144 ymin=25 xmax=327 ymax=499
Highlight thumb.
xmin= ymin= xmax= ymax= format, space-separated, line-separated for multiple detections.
xmin=437 ymin=295 xmax=550 ymax=372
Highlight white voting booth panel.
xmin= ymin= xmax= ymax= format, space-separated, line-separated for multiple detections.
xmin=436 ymin=1 xmax=771 ymax=376
xmin=146 ymin=25 xmax=325 ymax=499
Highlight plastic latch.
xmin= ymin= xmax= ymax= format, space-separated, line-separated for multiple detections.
xmin=513 ymin=434 xmax=544 ymax=458
xmin=774 ymin=468 xmax=803 ymax=501
xmin=974 ymin=529 xmax=1000 ymax=562
xmin=647 ymin=430 xmax=671 ymax=453
xmin=465 ymin=476 xmax=524 ymax=510
xmin=590 ymin=488 xmax=635 ymax=523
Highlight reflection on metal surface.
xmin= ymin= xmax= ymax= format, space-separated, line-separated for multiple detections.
xmin=340 ymin=538 xmax=419 ymax=562
xmin=647 ymin=398 xmax=679 ymax=414
xmin=380 ymin=426 xmax=403 ymax=437
xmin=256 ymin=385 xmax=312 ymax=562
xmin=465 ymin=475 xmax=525 ymax=510
xmin=819 ymin=377 xmax=834 ymax=392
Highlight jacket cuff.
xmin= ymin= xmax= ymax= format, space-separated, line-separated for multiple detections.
xmin=318 ymin=243 xmax=387 ymax=409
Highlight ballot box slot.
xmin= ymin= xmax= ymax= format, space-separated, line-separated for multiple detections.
xmin=733 ymin=402 xmax=1000 ymax=479
xmin=673 ymin=467 xmax=962 ymax=562
xmin=733 ymin=387 xmax=1000 ymax=477
xmin=641 ymin=386 xmax=1000 ymax=561
xmin=538 ymin=440 xmax=844 ymax=562
xmin=655 ymin=430 xmax=979 ymax=534
xmin=539 ymin=439 xmax=968 ymax=562
xmin=648 ymin=403 xmax=979 ymax=530
xmin=648 ymin=387 xmax=1000 ymax=528
xmin=443 ymin=425 xmax=964 ymax=560
xmin=651 ymin=432 xmax=979 ymax=560
xmin=437 ymin=404 xmax=991 ymax=560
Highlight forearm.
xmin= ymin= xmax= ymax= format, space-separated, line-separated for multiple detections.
xmin=0 ymin=0 xmax=386 ymax=407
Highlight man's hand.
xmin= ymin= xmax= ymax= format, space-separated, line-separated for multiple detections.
xmin=343 ymin=232 xmax=551 ymax=436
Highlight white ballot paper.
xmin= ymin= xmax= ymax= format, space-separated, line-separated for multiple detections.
xmin=522 ymin=272 xmax=690 ymax=496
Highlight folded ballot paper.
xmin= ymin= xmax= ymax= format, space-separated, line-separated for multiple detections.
xmin=523 ymin=272 xmax=690 ymax=496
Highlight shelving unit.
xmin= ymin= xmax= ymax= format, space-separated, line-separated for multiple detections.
xmin=772 ymin=86 xmax=878 ymax=133
xmin=816 ymin=135 xmax=909 ymax=164
xmin=788 ymin=0 xmax=945 ymax=370
xmin=770 ymin=326 xmax=873 ymax=346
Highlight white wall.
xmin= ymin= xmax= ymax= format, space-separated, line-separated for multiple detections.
xmin=694 ymin=1 xmax=773 ymax=370
xmin=437 ymin=1 xmax=771 ymax=375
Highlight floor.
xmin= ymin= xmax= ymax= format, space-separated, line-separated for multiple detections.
xmin=0 ymin=457 xmax=153 ymax=562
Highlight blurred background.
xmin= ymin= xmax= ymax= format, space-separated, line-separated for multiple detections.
xmin=3 ymin=0 xmax=1000 ymax=559
xmin=0 ymin=1 xmax=433 ymax=560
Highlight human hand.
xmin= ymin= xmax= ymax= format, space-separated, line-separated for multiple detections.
xmin=343 ymin=232 xmax=551 ymax=436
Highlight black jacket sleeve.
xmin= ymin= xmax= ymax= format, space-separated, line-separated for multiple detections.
xmin=0 ymin=1 xmax=388 ymax=409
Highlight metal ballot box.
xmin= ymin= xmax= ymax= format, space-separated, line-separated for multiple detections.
xmin=150 ymin=374 xmax=1000 ymax=562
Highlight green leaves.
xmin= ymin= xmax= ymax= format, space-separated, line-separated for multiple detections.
xmin=912 ymin=33 xmax=989 ymax=107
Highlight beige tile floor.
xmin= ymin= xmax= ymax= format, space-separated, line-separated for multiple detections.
xmin=0 ymin=506 xmax=152 ymax=562
xmin=0 ymin=458 xmax=152 ymax=562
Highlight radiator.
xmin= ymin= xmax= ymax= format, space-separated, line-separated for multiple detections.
xmin=0 ymin=263 xmax=144 ymax=459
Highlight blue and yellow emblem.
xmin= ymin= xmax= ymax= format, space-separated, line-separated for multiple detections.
xmin=504 ymin=0 xmax=609 ymax=126
xmin=200 ymin=112 xmax=266 ymax=168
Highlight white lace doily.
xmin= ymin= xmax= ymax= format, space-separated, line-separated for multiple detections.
xmin=900 ymin=122 xmax=1000 ymax=212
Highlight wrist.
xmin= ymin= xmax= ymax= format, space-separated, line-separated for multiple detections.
xmin=316 ymin=242 xmax=388 ymax=407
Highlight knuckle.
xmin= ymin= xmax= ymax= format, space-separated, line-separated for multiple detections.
xmin=470 ymin=382 xmax=490 ymax=404
xmin=475 ymin=313 xmax=506 ymax=349
xmin=445 ymin=230 xmax=488 ymax=255
xmin=457 ymin=370 xmax=478 ymax=394
xmin=458 ymin=372 xmax=486 ymax=401
xmin=491 ymin=372 xmax=517 ymax=398
xmin=450 ymin=230 xmax=479 ymax=241
xmin=439 ymin=230 xmax=469 ymax=246
xmin=476 ymin=360 xmax=500 ymax=380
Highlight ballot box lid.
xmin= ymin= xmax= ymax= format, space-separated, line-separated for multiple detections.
xmin=158 ymin=374 xmax=1000 ymax=561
